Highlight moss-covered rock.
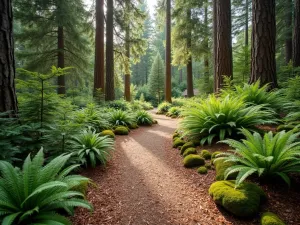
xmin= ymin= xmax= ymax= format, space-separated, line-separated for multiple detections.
xmin=173 ymin=139 xmax=185 ymax=148
xmin=114 ymin=126 xmax=129 ymax=135
xmin=201 ymin=150 xmax=212 ymax=160
xmin=182 ymin=147 xmax=197 ymax=157
xmin=261 ymin=212 xmax=285 ymax=225
xmin=197 ymin=166 xmax=208 ymax=174
xmin=153 ymin=120 xmax=158 ymax=124
xmin=101 ymin=130 xmax=115 ymax=139
xmin=173 ymin=132 xmax=180 ymax=139
xmin=183 ymin=154 xmax=205 ymax=168
xmin=180 ymin=142 xmax=195 ymax=154
xmin=205 ymin=163 xmax=212 ymax=170
xmin=209 ymin=180 xmax=266 ymax=217
xmin=214 ymin=159 xmax=236 ymax=181
xmin=211 ymin=151 xmax=222 ymax=159
xmin=128 ymin=123 xmax=139 ymax=129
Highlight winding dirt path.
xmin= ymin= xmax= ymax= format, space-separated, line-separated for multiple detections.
xmin=72 ymin=112 xmax=257 ymax=225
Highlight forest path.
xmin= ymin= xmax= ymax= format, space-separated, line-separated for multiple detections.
xmin=72 ymin=111 xmax=236 ymax=225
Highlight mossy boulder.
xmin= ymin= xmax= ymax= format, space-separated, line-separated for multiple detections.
xmin=128 ymin=123 xmax=139 ymax=129
xmin=205 ymin=163 xmax=212 ymax=170
xmin=153 ymin=120 xmax=158 ymax=124
xmin=173 ymin=132 xmax=180 ymax=139
xmin=114 ymin=126 xmax=129 ymax=135
xmin=182 ymin=147 xmax=197 ymax=157
xmin=261 ymin=212 xmax=285 ymax=225
xmin=214 ymin=159 xmax=237 ymax=181
xmin=173 ymin=139 xmax=185 ymax=148
xmin=209 ymin=180 xmax=266 ymax=217
xmin=201 ymin=150 xmax=212 ymax=160
xmin=197 ymin=166 xmax=208 ymax=174
xmin=180 ymin=142 xmax=195 ymax=154
xmin=211 ymin=151 xmax=222 ymax=159
xmin=183 ymin=154 xmax=205 ymax=168
xmin=101 ymin=130 xmax=115 ymax=139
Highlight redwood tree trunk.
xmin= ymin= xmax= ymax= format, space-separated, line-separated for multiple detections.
xmin=0 ymin=0 xmax=18 ymax=116
xmin=286 ymin=0 xmax=293 ymax=64
xmin=124 ymin=25 xmax=131 ymax=101
xmin=215 ymin=0 xmax=233 ymax=92
xmin=294 ymin=0 xmax=300 ymax=67
xmin=94 ymin=0 xmax=105 ymax=95
xmin=204 ymin=0 xmax=210 ymax=87
xmin=165 ymin=0 xmax=172 ymax=103
xmin=105 ymin=0 xmax=115 ymax=101
xmin=250 ymin=0 xmax=278 ymax=89
xmin=57 ymin=26 xmax=65 ymax=94
xmin=186 ymin=9 xmax=194 ymax=98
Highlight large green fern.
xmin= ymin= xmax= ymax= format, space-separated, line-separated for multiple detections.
xmin=0 ymin=149 xmax=92 ymax=225
xmin=108 ymin=110 xmax=136 ymax=127
xmin=217 ymin=129 xmax=300 ymax=187
xmin=136 ymin=111 xmax=154 ymax=125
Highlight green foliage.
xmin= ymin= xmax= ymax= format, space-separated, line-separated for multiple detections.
xmin=173 ymin=139 xmax=185 ymax=148
xmin=0 ymin=149 xmax=92 ymax=224
xmin=182 ymin=148 xmax=197 ymax=157
xmin=101 ymin=130 xmax=116 ymax=139
xmin=214 ymin=159 xmax=236 ymax=181
xmin=283 ymin=75 xmax=300 ymax=101
xmin=114 ymin=126 xmax=130 ymax=135
xmin=180 ymin=142 xmax=195 ymax=154
xmin=70 ymin=127 xmax=115 ymax=168
xmin=197 ymin=166 xmax=208 ymax=174
xmin=209 ymin=180 xmax=266 ymax=217
xmin=183 ymin=154 xmax=205 ymax=168
xmin=180 ymin=95 xmax=276 ymax=145
xmin=157 ymin=101 xmax=172 ymax=114
xmin=166 ymin=107 xmax=181 ymax=117
xmin=205 ymin=163 xmax=212 ymax=170
xmin=261 ymin=212 xmax=286 ymax=225
xmin=149 ymin=53 xmax=165 ymax=103
xmin=106 ymin=100 xmax=131 ymax=111
xmin=218 ymin=129 xmax=300 ymax=187
xmin=136 ymin=110 xmax=154 ymax=125
xmin=200 ymin=150 xmax=212 ymax=160
xmin=211 ymin=151 xmax=222 ymax=159
xmin=108 ymin=110 xmax=136 ymax=127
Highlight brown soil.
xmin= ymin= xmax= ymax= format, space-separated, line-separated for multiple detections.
xmin=72 ymin=113 xmax=300 ymax=225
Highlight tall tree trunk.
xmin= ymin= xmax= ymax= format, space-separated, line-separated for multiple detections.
xmin=250 ymin=0 xmax=278 ymax=89
xmin=105 ymin=0 xmax=115 ymax=101
xmin=124 ymin=23 xmax=131 ymax=101
xmin=213 ymin=0 xmax=217 ymax=92
xmin=294 ymin=0 xmax=300 ymax=67
xmin=0 ymin=0 xmax=18 ymax=116
xmin=57 ymin=26 xmax=65 ymax=94
xmin=204 ymin=0 xmax=210 ymax=88
xmin=244 ymin=0 xmax=249 ymax=82
xmin=94 ymin=0 xmax=105 ymax=95
xmin=186 ymin=9 xmax=194 ymax=98
xmin=165 ymin=0 xmax=172 ymax=103
xmin=215 ymin=0 xmax=233 ymax=92
xmin=285 ymin=0 xmax=293 ymax=65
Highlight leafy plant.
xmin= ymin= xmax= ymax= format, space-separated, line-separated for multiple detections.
xmin=217 ymin=129 xmax=300 ymax=187
xmin=278 ymin=112 xmax=300 ymax=132
xmin=157 ymin=101 xmax=172 ymax=114
xmin=180 ymin=95 xmax=276 ymax=145
xmin=136 ymin=111 xmax=153 ymax=125
xmin=167 ymin=107 xmax=181 ymax=117
xmin=108 ymin=110 xmax=136 ymax=127
xmin=70 ymin=127 xmax=115 ymax=167
xmin=106 ymin=100 xmax=130 ymax=111
xmin=0 ymin=149 xmax=92 ymax=224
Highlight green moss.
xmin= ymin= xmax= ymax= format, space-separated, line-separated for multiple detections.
xmin=183 ymin=154 xmax=205 ymax=168
xmin=201 ymin=150 xmax=212 ymax=160
xmin=128 ymin=123 xmax=139 ymax=129
xmin=182 ymin=148 xmax=197 ymax=157
xmin=114 ymin=126 xmax=129 ymax=135
xmin=205 ymin=163 xmax=212 ymax=170
xmin=153 ymin=120 xmax=158 ymax=124
xmin=214 ymin=159 xmax=236 ymax=181
xmin=197 ymin=166 xmax=208 ymax=174
xmin=180 ymin=142 xmax=195 ymax=154
xmin=101 ymin=130 xmax=115 ymax=139
xmin=261 ymin=212 xmax=285 ymax=225
xmin=173 ymin=139 xmax=185 ymax=148
xmin=211 ymin=151 xmax=222 ymax=159
xmin=173 ymin=132 xmax=180 ymax=139
xmin=209 ymin=180 xmax=266 ymax=217
xmin=171 ymin=115 xmax=177 ymax=118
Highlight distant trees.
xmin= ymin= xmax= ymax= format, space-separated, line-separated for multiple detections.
xmin=294 ymin=0 xmax=300 ymax=67
xmin=149 ymin=54 xmax=165 ymax=103
xmin=165 ymin=0 xmax=172 ymax=102
xmin=0 ymin=0 xmax=18 ymax=116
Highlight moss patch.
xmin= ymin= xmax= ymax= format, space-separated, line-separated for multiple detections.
xmin=183 ymin=154 xmax=205 ymax=168
xmin=101 ymin=130 xmax=115 ymax=139
xmin=214 ymin=159 xmax=236 ymax=181
xmin=201 ymin=150 xmax=212 ymax=160
xmin=182 ymin=148 xmax=197 ymax=157
xmin=180 ymin=142 xmax=195 ymax=154
xmin=114 ymin=126 xmax=129 ymax=135
xmin=197 ymin=166 xmax=208 ymax=174
xmin=209 ymin=180 xmax=266 ymax=217
xmin=261 ymin=212 xmax=285 ymax=225
xmin=205 ymin=163 xmax=212 ymax=170
xmin=211 ymin=151 xmax=222 ymax=159
xmin=128 ymin=123 xmax=139 ymax=129
xmin=173 ymin=139 xmax=185 ymax=148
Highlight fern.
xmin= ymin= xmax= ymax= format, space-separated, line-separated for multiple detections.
xmin=136 ymin=111 xmax=154 ymax=125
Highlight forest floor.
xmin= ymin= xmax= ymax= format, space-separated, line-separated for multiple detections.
xmin=72 ymin=111 xmax=300 ymax=225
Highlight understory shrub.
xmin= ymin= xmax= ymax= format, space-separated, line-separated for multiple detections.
xmin=278 ymin=112 xmax=300 ymax=132
xmin=218 ymin=129 xmax=300 ymax=187
xmin=200 ymin=150 xmax=212 ymax=160
xmin=182 ymin=148 xmax=197 ymax=157
xmin=209 ymin=180 xmax=266 ymax=217
xmin=166 ymin=107 xmax=181 ymax=118
xmin=261 ymin=212 xmax=285 ymax=225
xmin=183 ymin=154 xmax=205 ymax=168
xmin=114 ymin=126 xmax=129 ymax=135
xmin=0 ymin=149 xmax=92 ymax=224
xmin=71 ymin=127 xmax=115 ymax=167
xmin=180 ymin=142 xmax=195 ymax=154
xmin=173 ymin=138 xmax=185 ymax=148
xmin=136 ymin=110 xmax=154 ymax=125
xmin=157 ymin=102 xmax=172 ymax=114
xmin=180 ymin=95 xmax=276 ymax=145
xmin=133 ymin=100 xmax=154 ymax=110
xmin=106 ymin=100 xmax=130 ymax=111
xmin=128 ymin=123 xmax=139 ymax=129
xmin=108 ymin=110 xmax=136 ymax=127
xmin=197 ymin=166 xmax=208 ymax=174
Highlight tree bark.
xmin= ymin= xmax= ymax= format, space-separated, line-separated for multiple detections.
xmin=285 ymin=0 xmax=293 ymax=65
xmin=94 ymin=0 xmax=105 ymax=95
xmin=294 ymin=0 xmax=300 ymax=67
xmin=204 ymin=0 xmax=210 ymax=88
xmin=250 ymin=0 xmax=278 ymax=89
xmin=244 ymin=0 xmax=249 ymax=82
xmin=186 ymin=9 xmax=194 ymax=98
xmin=215 ymin=0 xmax=233 ymax=92
xmin=165 ymin=0 xmax=172 ymax=103
xmin=124 ymin=23 xmax=131 ymax=101
xmin=105 ymin=0 xmax=115 ymax=101
xmin=213 ymin=0 xmax=217 ymax=92
xmin=57 ymin=26 xmax=65 ymax=94
xmin=0 ymin=0 xmax=18 ymax=116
